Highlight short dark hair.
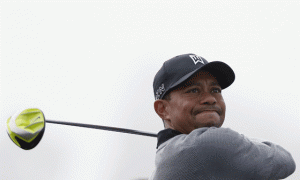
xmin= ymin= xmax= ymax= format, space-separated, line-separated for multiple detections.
xmin=162 ymin=91 xmax=171 ymax=101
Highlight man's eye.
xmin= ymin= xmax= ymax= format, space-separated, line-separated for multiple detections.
xmin=212 ymin=88 xmax=221 ymax=93
xmin=187 ymin=88 xmax=199 ymax=93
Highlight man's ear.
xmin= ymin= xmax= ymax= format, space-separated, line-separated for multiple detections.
xmin=154 ymin=99 xmax=170 ymax=120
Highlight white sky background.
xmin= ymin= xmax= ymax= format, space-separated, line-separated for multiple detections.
xmin=0 ymin=0 xmax=299 ymax=179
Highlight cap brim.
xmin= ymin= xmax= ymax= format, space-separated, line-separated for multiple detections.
xmin=168 ymin=61 xmax=235 ymax=92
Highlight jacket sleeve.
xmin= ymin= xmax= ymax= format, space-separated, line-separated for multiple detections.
xmin=190 ymin=127 xmax=296 ymax=179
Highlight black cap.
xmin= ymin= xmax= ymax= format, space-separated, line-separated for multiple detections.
xmin=153 ymin=53 xmax=235 ymax=100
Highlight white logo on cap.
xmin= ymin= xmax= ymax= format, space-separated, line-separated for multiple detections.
xmin=155 ymin=84 xmax=165 ymax=100
xmin=189 ymin=55 xmax=205 ymax=65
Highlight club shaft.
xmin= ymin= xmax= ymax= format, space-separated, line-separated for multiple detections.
xmin=45 ymin=120 xmax=157 ymax=137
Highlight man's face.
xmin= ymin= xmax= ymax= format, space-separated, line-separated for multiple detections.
xmin=163 ymin=71 xmax=226 ymax=134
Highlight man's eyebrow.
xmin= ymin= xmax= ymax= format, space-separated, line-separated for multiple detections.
xmin=188 ymin=81 xmax=220 ymax=87
xmin=211 ymin=81 xmax=220 ymax=86
xmin=177 ymin=81 xmax=220 ymax=91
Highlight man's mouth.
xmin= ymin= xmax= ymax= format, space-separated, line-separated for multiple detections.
xmin=198 ymin=110 xmax=219 ymax=116
xmin=193 ymin=108 xmax=222 ymax=116
xmin=200 ymin=110 xmax=218 ymax=114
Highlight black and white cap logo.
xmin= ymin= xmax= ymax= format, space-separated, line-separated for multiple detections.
xmin=155 ymin=84 xmax=165 ymax=100
xmin=189 ymin=55 xmax=205 ymax=65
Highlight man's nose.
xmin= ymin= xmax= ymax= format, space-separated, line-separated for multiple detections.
xmin=200 ymin=92 xmax=217 ymax=105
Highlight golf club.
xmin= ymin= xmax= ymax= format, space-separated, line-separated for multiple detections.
xmin=6 ymin=108 xmax=157 ymax=150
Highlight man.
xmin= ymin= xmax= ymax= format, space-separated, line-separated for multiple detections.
xmin=149 ymin=53 xmax=296 ymax=179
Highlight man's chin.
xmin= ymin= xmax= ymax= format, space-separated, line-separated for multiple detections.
xmin=196 ymin=119 xmax=223 ymax=128
xmin=202 ymin=123 xmax=219 ymax=128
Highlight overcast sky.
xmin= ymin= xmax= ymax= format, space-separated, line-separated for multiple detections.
xmin=0 ymin=1 xmax=299 ymax=179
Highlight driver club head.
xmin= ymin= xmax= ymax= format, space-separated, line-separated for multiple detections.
xmin=6 ymin=108 xmax=45 ymax=150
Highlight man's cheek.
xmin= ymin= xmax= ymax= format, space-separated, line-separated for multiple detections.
xmin=220 ymin=100 xmax=226 ymax=115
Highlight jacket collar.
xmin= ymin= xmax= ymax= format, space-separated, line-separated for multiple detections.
xmin=157 ymin=128 xmax=182 ymax=149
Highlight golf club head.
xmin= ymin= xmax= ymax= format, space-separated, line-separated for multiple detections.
xmin=6 ymin=108 xmax=45 ymax=150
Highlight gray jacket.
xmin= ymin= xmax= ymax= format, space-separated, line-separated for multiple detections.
xmin=149 ymin=127 xmax=296 ymax=180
